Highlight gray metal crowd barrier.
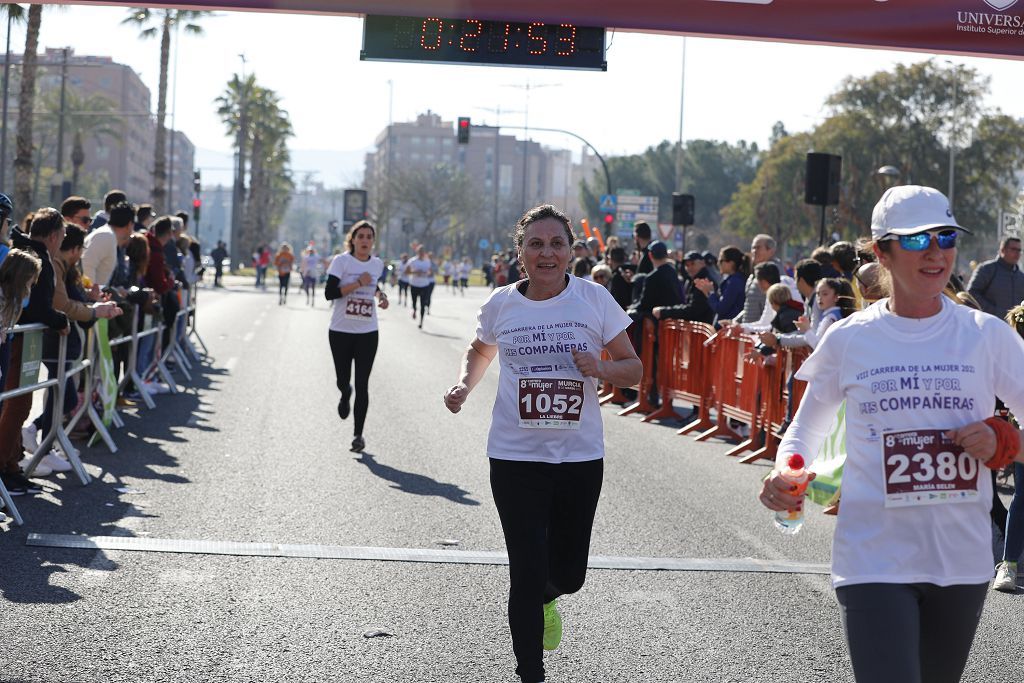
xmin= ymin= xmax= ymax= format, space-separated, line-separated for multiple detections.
xmin=1 ymin=284 xmax=207 ymax=527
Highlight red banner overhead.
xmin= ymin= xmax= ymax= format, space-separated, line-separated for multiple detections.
xmin=65 ymin=0 xmax=1024 ymax=60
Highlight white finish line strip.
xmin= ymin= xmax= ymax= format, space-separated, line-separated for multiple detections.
xmin=26 ymin=534 xmax=830 ymax=575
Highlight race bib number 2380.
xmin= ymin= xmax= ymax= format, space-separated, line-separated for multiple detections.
xmin=518 ymin=378 xmax=584 ymax=430
xmin=881 ymin=429 xmax=980 ymax=508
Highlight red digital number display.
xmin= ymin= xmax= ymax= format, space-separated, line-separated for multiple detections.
xmin=363 ymin=15 xmax=606 ymax=71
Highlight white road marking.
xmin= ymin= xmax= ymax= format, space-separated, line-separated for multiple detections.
xmin=224 ymin=357 xmax=238 ymax=371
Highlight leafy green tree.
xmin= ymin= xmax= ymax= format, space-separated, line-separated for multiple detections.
xmin=36 ymin=87 xmax=120 ymax=194
xmin=723 ymin=60 xmax=1024 ymax=252
xmin=580 ymin=139 xmax=758 ymax=230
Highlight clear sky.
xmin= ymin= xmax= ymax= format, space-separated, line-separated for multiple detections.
xmin=15 ymin=5 xmax=1024 ymax=188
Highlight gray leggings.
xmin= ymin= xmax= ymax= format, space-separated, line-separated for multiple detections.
xmin=836 ymin=582 xmax=987 ymax=683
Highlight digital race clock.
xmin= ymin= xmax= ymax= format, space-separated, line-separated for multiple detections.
xmin=361 ymin=15 xmax=607 ymax=71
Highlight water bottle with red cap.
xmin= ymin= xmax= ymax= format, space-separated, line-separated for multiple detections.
xmin=773 ymin=453 xmax=811 ymax=535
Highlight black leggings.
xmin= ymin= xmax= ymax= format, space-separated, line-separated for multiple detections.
xmin=410 ymin=284 xmax=431 ymax=318
xmin=489 ymin=457 xmax=603 ymax=683
xmin=328 ymin=330 xmax=378 ymax=437
xmin=836 ymin=582 xmax=987 ymax=683
xmin=278 ymin=273 xmax=290 ymax=301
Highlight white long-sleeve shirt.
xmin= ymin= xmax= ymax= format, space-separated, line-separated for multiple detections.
xmin=81 ymin=226 xmax=117 ymax=286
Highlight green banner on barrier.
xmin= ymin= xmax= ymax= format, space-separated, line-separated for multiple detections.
xmin=19 ymin=329 xmax=42 ymax=387
xmin=93 ymin=320 xmax=117 ymax=429
xmin=807 ymin=402 xmax=846 ymax=507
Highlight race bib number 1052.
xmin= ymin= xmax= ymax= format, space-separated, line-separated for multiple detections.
xmin=881 ymin=429 xmax=980 ymax=508
xmin=518 ymin=378 xmax=584 ymax=430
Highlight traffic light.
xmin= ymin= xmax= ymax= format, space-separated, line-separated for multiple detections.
xmin=457 ymin=117 xmax=470 ymax=144
xmin=192 ymin=197 xmax=202 ymax=223
xmin=193 ymin=170 xmax=201 ymax=194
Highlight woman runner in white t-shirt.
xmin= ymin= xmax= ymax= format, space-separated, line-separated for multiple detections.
xmin=404 ymin=246 xmax=434 ymax=328
xmin=325 ymin=221 xmax=389 ymax=453
xmin=444 ymin=205 xmax=642 ymax=683
xmin=760 ymin=186 xmax=1024 ymax=683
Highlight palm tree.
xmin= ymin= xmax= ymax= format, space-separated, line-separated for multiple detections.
xmin=13 ymin=3 xmax=40 ymax=213
xmin=246 ymin=87 xmax=292 ymax=246
xmin=122 ymin=7 xmax=209 ymax=212
xmin=37 ymin=88 xmax=120 ymax=193
xmin=216 ymin=73 xmax=256 ymax=262
xmin=1 ymin=4 xmax=27 ymax=191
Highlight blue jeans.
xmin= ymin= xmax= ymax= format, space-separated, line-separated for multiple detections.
xmin=1002 ymin=463 xmax=1024 ymax=564
xmin=137 ymin=334 xmax=155 ymax=379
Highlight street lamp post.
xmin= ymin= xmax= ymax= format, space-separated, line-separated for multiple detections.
xmin=946 ymin=62 xmax=958 ymax=210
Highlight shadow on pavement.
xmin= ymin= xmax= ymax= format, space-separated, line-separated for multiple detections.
xmin=0 ymin=358 xmax=221 ymax=605
xmin=355 ymin=451 xmax=480 ymax=506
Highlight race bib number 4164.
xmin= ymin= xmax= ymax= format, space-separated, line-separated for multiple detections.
xmin=881 ymin=429 xmax=980 ymax=508
xmin=518 ymin=378 xmax=584 ymax=430
xmin=345 ymin=297 xmax=374 ymax=320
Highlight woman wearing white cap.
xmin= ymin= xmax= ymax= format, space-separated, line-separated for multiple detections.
xmin=759 ymin=185 xmax=1024 ymax=683
xmin=444 ymin=204 xmax=641 ymax=683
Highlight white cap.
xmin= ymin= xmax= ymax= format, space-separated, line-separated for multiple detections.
xmin=870 ymin=185 xmax=969 ymax=240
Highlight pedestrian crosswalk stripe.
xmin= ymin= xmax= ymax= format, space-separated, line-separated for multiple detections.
xmin=26 ymin=533 xmax=830 ymax=575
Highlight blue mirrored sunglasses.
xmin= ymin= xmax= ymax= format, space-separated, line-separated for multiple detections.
xmin=882 ymin=229 xmax=958 ymax=251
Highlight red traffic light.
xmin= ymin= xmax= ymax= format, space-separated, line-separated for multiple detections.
xmin=457 ymin=116 xmax=470 ymax=144
xmin=603 ymin=213 xmax=613 ymax=224
xmin=193 ymin=198 xmax=202 ymax=208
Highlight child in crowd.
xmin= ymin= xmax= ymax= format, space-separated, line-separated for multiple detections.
xmin=795 ymin=277 xmax=856 ymax=348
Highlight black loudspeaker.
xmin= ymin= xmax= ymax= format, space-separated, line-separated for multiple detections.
xmin=805 ymin=153 xmax=841 ymax=206
xmin=672 ymin=193 xmax=695 ymax=226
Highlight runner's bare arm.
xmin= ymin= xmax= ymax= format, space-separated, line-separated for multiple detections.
xmin=444 ymin=339 xmax=497 ymax=414
xmin=572 ymin=330 xmax=641 ymax=388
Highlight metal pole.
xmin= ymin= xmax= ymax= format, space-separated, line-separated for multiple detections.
xmin=521 ymin=83 xmax=529 ymax=213
xmin=0 ymin=11 xmax=13 ymax=191
xmin=948 ymin=65 xmax=957 ymax=211
xmin=500 ymin=125 xmax=611 ymax=200
xmin=675 ymin=37 xmax=686 ymax=193
xmin=385 ymin=79 xmax=393 ymax=256
xmin=493 ymin=113 xmax=500 ymax=236
xmin=55 ymin=48 xmax=68 ymax=173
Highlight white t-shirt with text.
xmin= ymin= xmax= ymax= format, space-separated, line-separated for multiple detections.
xmin=778 ymin=297 xmax=1024 ymax=589
xmin=405 ymin=258 xmax=434 ymax=288
xmin=328 ymin=252 xmax=384 ymax=334
xmin=475 ymin=275 xmax=632 ymax=464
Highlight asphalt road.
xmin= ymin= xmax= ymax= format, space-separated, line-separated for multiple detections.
xmin=0 ymin=278 xmax=1020 ymax=683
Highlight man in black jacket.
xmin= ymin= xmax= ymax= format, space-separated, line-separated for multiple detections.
xmin=627 ymin=241 xmax=682 ymax=322
xmin=0 ymin=209 xmax=69 ymax=494
xmin=654 ymin=251 xmax=717 ymax=324
xmin=606 ymin=246 xmax=633 ymax=310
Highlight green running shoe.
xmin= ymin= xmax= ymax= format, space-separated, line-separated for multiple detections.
xmin=542 ymin=599 xmax=562 ymax=651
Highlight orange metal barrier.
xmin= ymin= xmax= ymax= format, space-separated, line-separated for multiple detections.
xmin=618 ymin=317 xmax=657 ymax=416
xmin=599 ymin=322 xmax=636 ymax=406
xmin=643 ymin=320 xmax=715 ymax=432
xmin=738 ymin=346 xmax=811 ymax=464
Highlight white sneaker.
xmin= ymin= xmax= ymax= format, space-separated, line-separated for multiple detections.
xmin=42 ymin=449 xmax=73 ymax=473
xmin=21 ymin=423 xmax=38 ymax=452
xmin=19 ymin=456 xmax=53 ymax=477
xmin=993 ymin=561 xmax=1018 ymax=592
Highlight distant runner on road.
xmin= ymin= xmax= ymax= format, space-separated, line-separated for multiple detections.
xmin=405 ymin=246 xmax=434 ymax=330
xmin=444 ymin=204 xmax=642 ymax=683
xmin=325 ymin=221 xmax=389 ymax=454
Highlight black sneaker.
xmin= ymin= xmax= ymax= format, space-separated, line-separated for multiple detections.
xmin=338 ymin=384 xmax=352 ymax=420
xmin=1 ymin=472 xmax=34 ymax=496
xmin=350 ymin=435 xmax=365 ymax=453
xmin=13 ymin=471 xmax=44 ymax=493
